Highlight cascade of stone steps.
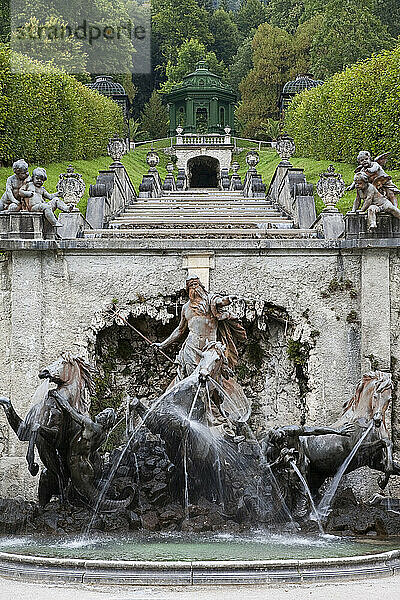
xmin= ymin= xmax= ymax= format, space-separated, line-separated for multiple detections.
xmin=86 ymin=188 xmax=317 ymax=239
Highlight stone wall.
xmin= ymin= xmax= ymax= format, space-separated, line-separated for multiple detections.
xmin=0 ymin=237 xmax=398 ymax=499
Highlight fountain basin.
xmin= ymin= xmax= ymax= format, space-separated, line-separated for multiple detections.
xmin=0 ymin=533 xmax=399 ymax=585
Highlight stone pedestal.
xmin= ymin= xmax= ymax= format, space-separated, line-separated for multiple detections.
xmin=58 ymin=211 xmax=88 ymax=239
xmin=344 ymin=212 xmax=400 ymax=239
xmin=315 ymin=210 xmax=345 ymax=239
xmin=0 ymin=212 xmax=56 ymax=240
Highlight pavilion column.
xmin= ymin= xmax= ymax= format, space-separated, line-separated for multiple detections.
xmin=185 ymin=97 xmax=194 ymax=132
xmin=210 ymin=96 xmax=218 ymax=132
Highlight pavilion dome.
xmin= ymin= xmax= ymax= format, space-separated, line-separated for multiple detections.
xmin=89 ymin=76 xmax=126 ymax=96
xmin=282 ymin=75 xmax=324 ymax=94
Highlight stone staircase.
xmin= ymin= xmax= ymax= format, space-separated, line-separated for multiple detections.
xmin=85 ymin=188 xmax=317 ymax=239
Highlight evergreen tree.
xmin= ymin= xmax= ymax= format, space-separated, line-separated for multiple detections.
xmin=234 ymin=0 xmax=267 ymax=38
xmin=0 ymin=0 xmax=10 ymax=42
xmin=209 ymin=9 xmax=240 ymax=65
xmin=140 ymin=90 xmax=169 ymax=139
xmin=376 ymin=0 xmax=400 ymax=39
xmin=228 ymin=36 xmax=253 ymax=95
xmin=310 ymin=0 xmax=393 ymax=78
xmin=236 ymin=23 xmax=296 ymax=134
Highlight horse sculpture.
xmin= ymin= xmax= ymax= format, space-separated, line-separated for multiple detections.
xmin=301 ymin=370 xmax=399 ymax=496
xmin=133 ymin=341 xmax=240 ymax=502
xmin=0 ymin=353 xmax=131 ymax=510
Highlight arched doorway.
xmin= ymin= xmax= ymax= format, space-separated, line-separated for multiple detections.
xmin=187 ymin=156 xmax=220 ymax=188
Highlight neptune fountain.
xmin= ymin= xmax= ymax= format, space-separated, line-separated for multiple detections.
xmin=0 ymin=275 xmax=398 ymax=544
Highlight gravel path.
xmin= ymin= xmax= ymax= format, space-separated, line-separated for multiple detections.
xmin=0 ymin=574 xmax=399 ymax=600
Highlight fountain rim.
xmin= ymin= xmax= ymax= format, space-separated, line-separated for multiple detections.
xmin=0 ymin=548 xmax=399 ymax=585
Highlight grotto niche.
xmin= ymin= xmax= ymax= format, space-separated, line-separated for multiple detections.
xmin=92 ymin=295 xmax=305 ymax=442
xmin=86 ymin=294 xmax=308 ymax=529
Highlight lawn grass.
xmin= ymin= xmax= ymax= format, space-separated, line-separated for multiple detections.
xmin=1 ymin=143 xmax=399 ymax=218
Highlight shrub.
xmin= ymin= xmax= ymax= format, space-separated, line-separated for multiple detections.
xmin=285 ymin=44 xmax=400 ymax=168
xmin=0 ymin=44 xmax=123 ymax=166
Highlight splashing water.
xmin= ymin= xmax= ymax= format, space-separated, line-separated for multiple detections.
xmin=290 ymin=460 xmax=324 ymax=534
xmin=317 ymin=421 xmax=374 ymax=521
xmin=83 ymin=394 xmax=165 ymax=538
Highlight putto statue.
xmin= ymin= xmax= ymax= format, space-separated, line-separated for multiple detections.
xmin=347 ymin=151 xmax=400 ymax=207
xmin=19 ymin=167 xmax=72 ymax=227
xmin=352 ymin=172 xmax=400 ymax=230
xmin=0 ymin=159 xmax=30 ymax=212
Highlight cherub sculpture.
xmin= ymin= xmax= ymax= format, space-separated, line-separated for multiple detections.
xmin=0 ymin=159 xmax=30 ymax=212
xmin=352 ymin=172 xmax=400 ymax=230
xmin=19 ymin=167 xmax=72 ymax=227
xmin=347 ymin=151 xmax=400 ymax=207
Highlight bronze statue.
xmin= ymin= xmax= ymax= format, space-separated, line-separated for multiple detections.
xmin=347 ymin=151 xmax=400 ymax=207
xmin=0 ymin=159 xmax=30 ymax=212
xmin=53 ymin=394 xmax=132 ymax=511
xmin=154 ymin=276 xmax=249 ymax=422
xmin=19 ymin=167 xmax=72 ymax=227
xmin=0 ymin=353 xmax=94 ymax=505
xmin=352 ymin=172 xmax=400 ymax=229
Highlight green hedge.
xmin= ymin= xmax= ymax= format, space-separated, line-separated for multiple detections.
xmin=0 ymin=44 xmax=123 ymax=166
xmin=285 ymin=44 xmax=400 ymax=168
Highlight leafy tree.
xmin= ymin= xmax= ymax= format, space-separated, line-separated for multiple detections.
xmin=236 ymin=23 xmax=296 ymax=135
xmin=140 ymin=90 xmax=169 ymax=139
xmin=292 ymin=14 xmax=322 ymax=75
xmin=228 ymin=36 xmax=253 ymax=95
xmin=285 ymin=44 xmax=400 ymax=166
xmin=160 ymin=38 xmax=226 ymax=93
xmin=310 ymin=0 xmax=393 ymax=78
xmin=152 ymin=0 xmax=213 ymax=64
xmin=265 ymin=0 xmax=305 ymax=34
xmin=209 ymin=9 xmax=240 ymax=65
xmin=234 ymin=0 xmax=267 ymax=38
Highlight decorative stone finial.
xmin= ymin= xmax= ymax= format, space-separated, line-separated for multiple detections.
xmin=146 ymin=150 xmax=160 ymax=171
xmin=275 ymin=133 xmax=296 ymax=165
xmin=56 ymin=165 xmax=85 ymax=212
xmin=231 ymin=161 xmax=240 ymax=174
xmin=107 ymin=135 xmax=127 ymax=164
xmin=246 ymin=150 xmax=259 ymax=170
xmin=176 ymin=126 xmax=184 ymax=136
xmin=317 ymin=165 xmax=345 ymax=212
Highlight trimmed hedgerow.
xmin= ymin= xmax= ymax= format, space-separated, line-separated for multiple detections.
xmin=285 ymin=44 xmax=400 ymax=168
xmin=0 ymin=44 xmax=123 ymax=166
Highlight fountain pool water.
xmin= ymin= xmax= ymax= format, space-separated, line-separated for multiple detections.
xmin=0 ymin=531 xmax=398 ymax=561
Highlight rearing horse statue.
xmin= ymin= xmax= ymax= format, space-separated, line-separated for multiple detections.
xmin=301 ymin=370 xmax=399 ymax=496
xmin=0 ymin=352 xmax=94 ymax=505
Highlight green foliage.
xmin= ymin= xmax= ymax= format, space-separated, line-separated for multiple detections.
xmin=0 ymin=44 xmax=123 ymax=166
xmin=285 ymin=44 xmax=400 ymax=167
xmin=140 ymin=90 xmax=169 ymax=139
xmin=152 ymin=0 xmax=213 ymax=64
xmin=228 ymin=36 xmax=253 ymax=96
xmin=209 ymin=9 xmax=240 ymax=65
xmin=0 ymin=0 xmax=10 ymax=43
xmin=234 ymin=0 xmax=267 ymax=38
xmin=376 ymin=0 xmax=400 ymax=39
xmin=310 ymin=0 xmax=393 ymax=79
xmin=236 ymin=23 xmax=296 ymax=135
xmin=160 ymin=38 xmax=226 ymax=94
xmin=265 ymin=0 xmax=305 ymax=34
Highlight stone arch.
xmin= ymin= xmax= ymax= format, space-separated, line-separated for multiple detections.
xmin=187 ymin=155 xmax=220 ymax=188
